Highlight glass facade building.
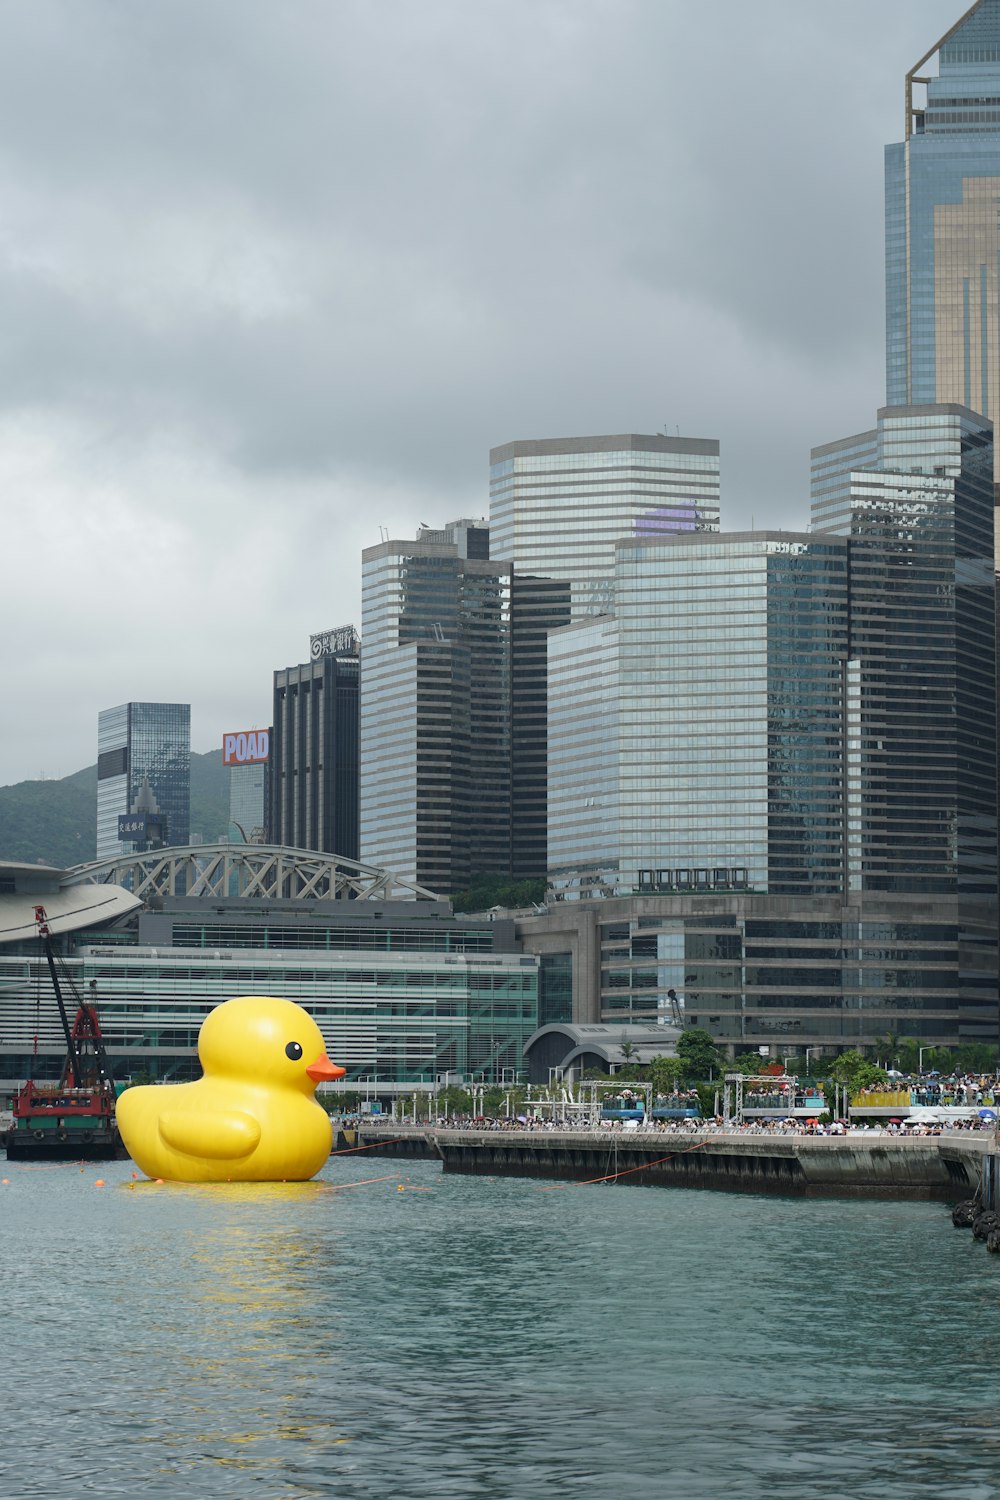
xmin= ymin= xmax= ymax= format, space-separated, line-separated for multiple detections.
xmin=509 ymin=573 xmax=572 ymax=878
xmin=547 ymin=534 xmax=850 ymax=902
xmin=360 ymin=522 xmax=514 ymax=895
xmin=96 ymin=702 xmax=190 ymax=859
xmin=229 ymin=760 xmax=269 ymax=844
xmin=360 ymin=522 xmax=571 ymax=894
xmin=811 ymin=404 xmax=997 ymax=899
xmin=547 ymin=615 xmax=621 ymax=899
xmin=517 ymin=894 xmax=997 ymax=1047
xmin=489 ymin=434 xmax=720 ymax=620
xmin=271 ymin=647 xmax=359 ymax=858
xmin=886 ymin=0 xmax=1000 ymax=518
xmin=0 ymin=899 xmax=539 ymax=1089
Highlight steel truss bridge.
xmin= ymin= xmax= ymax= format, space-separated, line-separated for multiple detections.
xmin=62 ymin=844 xmax=441 ymax=904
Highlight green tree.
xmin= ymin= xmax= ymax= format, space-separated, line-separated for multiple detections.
xmin=693 ymin=1082 xmax=719 ymax=1119
xmin=954 ymin=1043 xmax=1000 ymax=1073
xmin=731 ymin=1052 xmax=766 ymax=1076
xmin=828 ymin=1049 xmax=888 ymax=1094
xmin=648 ymin=1055 xmax=685 ymax=1094
xmin=874 ymin=1031 xmax=900 ymax=1068
xmin=895 ymin=1037 xmax=922 ymax=1075
xmin=922 ymin=1046 xmax=957 ymax=1074
xmin=676 ymin=1027 xmax=723 ymax=1082
xmin=451 ymin=874 xmax=548 ymax=913
xmin=437 ymin=1085 xmax=472 ymax=1117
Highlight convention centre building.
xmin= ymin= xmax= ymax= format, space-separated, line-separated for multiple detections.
xmin=0 ymin=846 xmax=547 ymax=1097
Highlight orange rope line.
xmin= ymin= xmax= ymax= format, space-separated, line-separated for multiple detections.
xmin=322 ymin=1173 xmax=400 ymax=1190
xmin=329 ymin=1135 xmax=415 ymax=1155
xmin=538 ymin=1139 xmax=709 ymax=1190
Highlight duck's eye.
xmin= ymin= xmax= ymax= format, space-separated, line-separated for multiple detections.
xmin=285 ymin=1041 xmax=303 ymax=1061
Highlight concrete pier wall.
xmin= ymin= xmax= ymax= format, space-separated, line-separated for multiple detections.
xmin=979 ymin=1150 xmax=1000 ymax=1209
xmin=336 ymin=1126 xmax=437 ymax=1159
xmin=352 ymin=1125 xmax=992 ymax=1199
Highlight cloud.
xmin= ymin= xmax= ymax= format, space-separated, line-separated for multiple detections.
xmin=0 ymin=0 xmax=953 ymax=785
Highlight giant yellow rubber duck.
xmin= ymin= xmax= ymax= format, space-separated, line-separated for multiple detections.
xmin=116 ymin=995 xmax=346 ymax=1182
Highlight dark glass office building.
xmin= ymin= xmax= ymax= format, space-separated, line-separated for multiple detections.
xmin=360 ymin=522 xmax=570 ymax=895
xmin=96 ymin=702 xmax=190 ymax=858
xmin=270 ymin=634 xmax=359 ymax=858
xmin=813 ymin=405 xmax=997 ymax=898
xmin=360 ymin=522 xmax=511 ymax=895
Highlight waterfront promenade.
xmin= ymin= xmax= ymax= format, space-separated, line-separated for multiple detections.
xmin=344 ymin=1121 xmax=995 ymax=1199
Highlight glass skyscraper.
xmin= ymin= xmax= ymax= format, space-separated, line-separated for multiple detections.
xmin=886 ymin=0 xmax=1000 ymax=515
xmin=271 ymin=640 xmax=359 ymax=858
xmin=509 ymin=572 xmax=572 ymax=878
xmin=489 ymin=433 xmax=720 ymax=620
xmin=360 ymin=522 xmax=514 ymax=895
xmin=547 ymin=534 xmax=850 ymax=902
xmin=547 ymin=615 xmax=621 ymax=900
xmin=229 ymin=761 xmax=269 ymax=844
xmin=811 ymin=403 xmax=997 ymax=900
xmin=360 ymin=522 xmax=571 ymax=895
xmin=96 ymin=702 xmax=191 ymax=858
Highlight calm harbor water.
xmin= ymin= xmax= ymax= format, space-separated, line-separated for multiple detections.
xmin=3 ymin=1155 xmax=1000 ymax=1500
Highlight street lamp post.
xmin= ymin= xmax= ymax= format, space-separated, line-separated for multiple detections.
xmin=919 ymin=1047 xmax=926 ymax=1075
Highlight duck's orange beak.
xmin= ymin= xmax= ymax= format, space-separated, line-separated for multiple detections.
xmin=306 ymin=1053 xmax=347 ymax=1082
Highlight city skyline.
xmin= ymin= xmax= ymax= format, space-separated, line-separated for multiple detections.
xmin=534 ymin=401 xmax=997 ymax=1046
xmin=0 ymin=1 xmax=962 ymax=788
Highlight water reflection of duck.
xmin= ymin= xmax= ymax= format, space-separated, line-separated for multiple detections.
xmin=117 ymin=996 xmax=345 ymax=1182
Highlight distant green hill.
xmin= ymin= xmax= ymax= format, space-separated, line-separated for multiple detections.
xmin=0 ymin=750 xmax=231 ymax=868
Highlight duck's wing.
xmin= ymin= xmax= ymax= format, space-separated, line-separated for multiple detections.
xmin=159 ymin=1108 xmax=261 ymax=1160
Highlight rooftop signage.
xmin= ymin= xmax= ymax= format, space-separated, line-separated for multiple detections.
xmin=222 ymin=729 xmax=270 ymax=766
xmin=310 ymin=624 xmax=360 ymax=659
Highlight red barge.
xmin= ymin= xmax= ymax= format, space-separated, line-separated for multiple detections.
xmin=5 ymin=905 xmax=122 ymax=1161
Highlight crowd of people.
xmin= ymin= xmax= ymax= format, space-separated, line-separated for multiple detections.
xmin=856 ymin=1074 xmax=1000 ymax=1107
xmin=354 ymin=1111 xmax=998 ymax=1137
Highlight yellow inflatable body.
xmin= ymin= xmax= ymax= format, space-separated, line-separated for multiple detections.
xmin=116 ymin=996 xmax=346 ymax=1182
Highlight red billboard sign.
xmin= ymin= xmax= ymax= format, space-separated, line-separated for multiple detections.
xmin=223 ymin=729 xmax=270 ymax=766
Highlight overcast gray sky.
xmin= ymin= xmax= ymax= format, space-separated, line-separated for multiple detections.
xmin=0 ymin=0 xmax=957 ymax=786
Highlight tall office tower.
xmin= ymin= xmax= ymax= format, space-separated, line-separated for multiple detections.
xmin=886 ymin=0 xmax=1000 ymax=522
xmin=223 ymin=726 xmax=271 ymax=843
xmin=360 ymin=522 xmax=513 ymax=894
xmin=812 ymin=404 xmax=997 ymax=900
xmin=489 ymin=433 xmax=720 ymax=620
xmin=547 ymin=534 xmax=849 ymax=903
xmin=812 ymin=403 xmax=997 ymax=1042
xmin=547 ymin=615 xmax=621 ymax=900
xmin=96 ymin=702 xmax=191 ymax=859
xmin=509 ymin=573 xmax=572 ymax=878
xmin=270 ymin=628 xmax=359 ymax=857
